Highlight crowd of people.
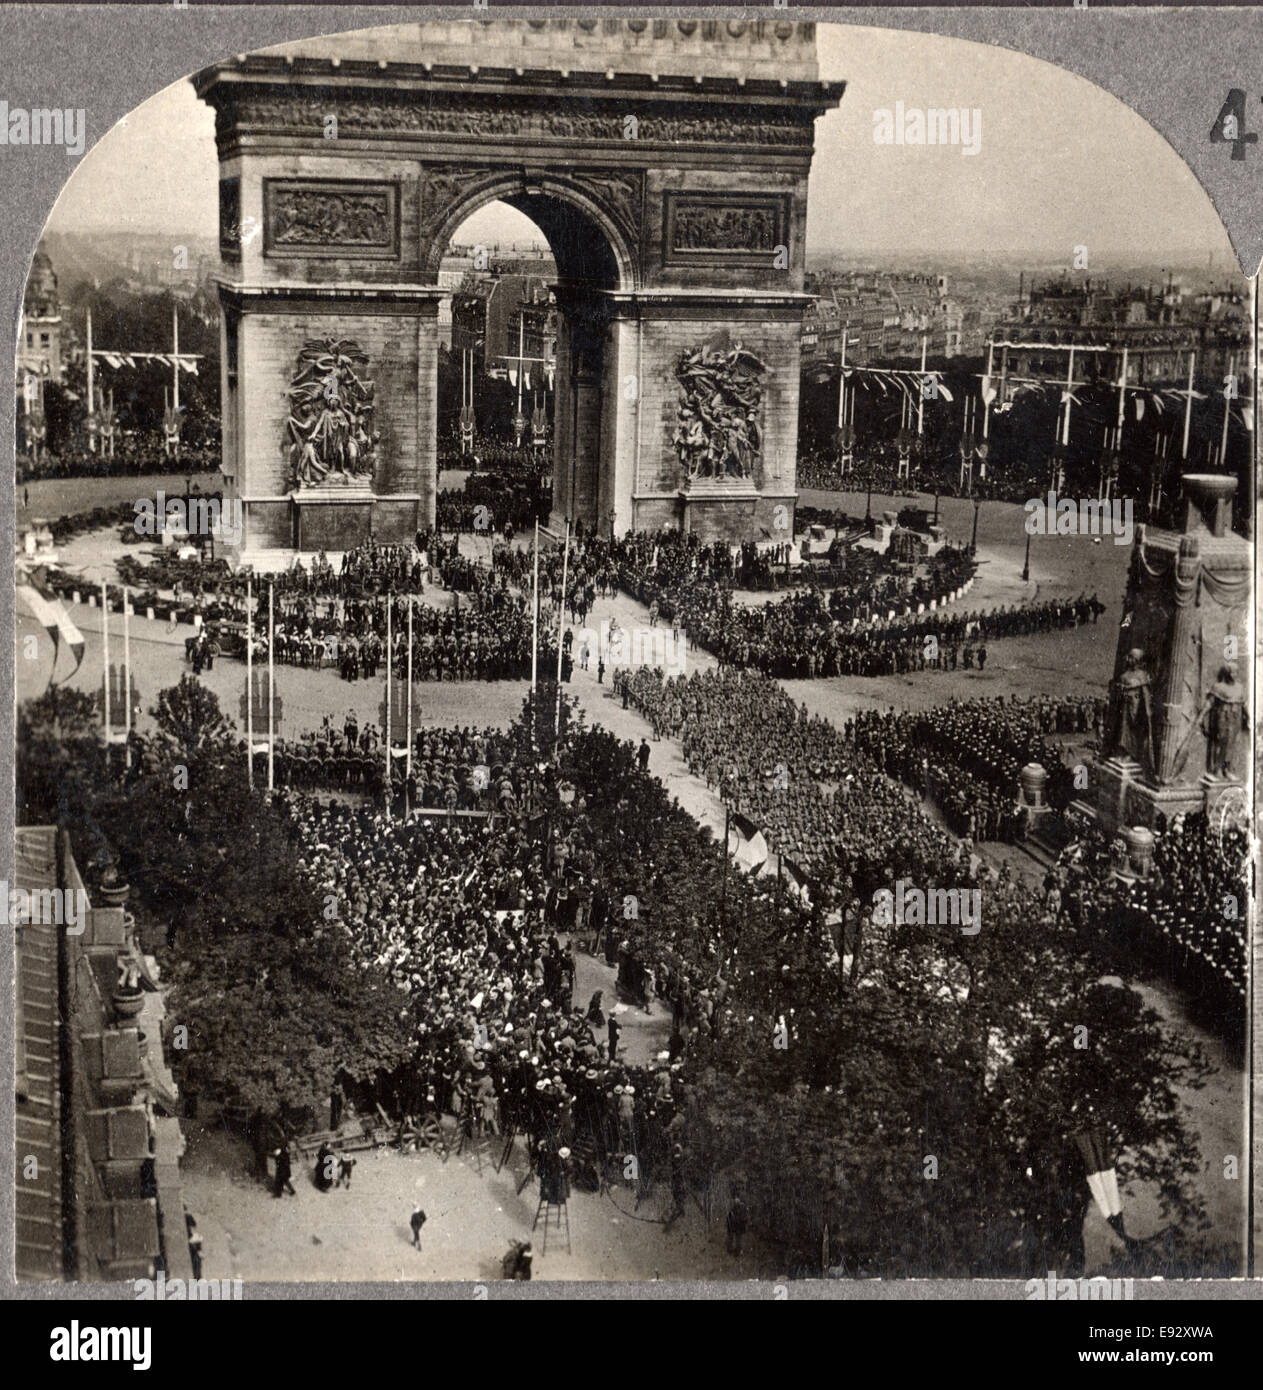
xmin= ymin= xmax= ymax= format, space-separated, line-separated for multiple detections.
xmin=794 ymin=438 xmax=1103 ymax=508
xmin=437 ymin=437 xmax=552 ymax=478
xmin=621 ymin=666 xmax=961 ymax=881
xmin=283 ymin=726 xmax=714 ymax=1196
xmin=256 ymin=720 xmax=522 ymax=808
xmin=435 ymin=479 xmax=551 ymax=536
xmin=795 ymin=443 xmax=925 ymax=497
xmin=17 ymin=442 xmax=221 ymax=483
xmin=1056 ymin=812 xmax=1247 ymax=1031
xmin=848 ymin=695 xmax=1106 ymax=841
xmin=256 ymin=587 xmax=549 ymax=684
xmin=620 ymin=665 xmax=1246 ymax=1038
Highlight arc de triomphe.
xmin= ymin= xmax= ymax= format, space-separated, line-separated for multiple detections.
xmin=194 ymin=18 xmax=844 ymax=556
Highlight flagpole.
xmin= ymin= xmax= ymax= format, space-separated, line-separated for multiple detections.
xmin=101 ymin=578 xmax=110 ymax=757
xmin=267 ymin=582 xmax=275 ymax=794
xmin=385 ymin=594 xmax=393 ymax=821
xmin=554 ymin=520 xmax=570 ymax=758
xmin=86 ymin=308 xmax=96 ymax=454
xmin=246 ymin=578 xmax=254 ymax=790
xmin=1116 ymin=345 xmax=1128 ymax=450
xmin=1060 ymin=345 xmax=1075 ymax=447
xmin=1181 ymin=350 xmax=1195 ymax=460
xmin=982 ymin=340 xmax=995 ymax=439
xmin=517 ymin=313 xmax=525 ymax=417
xmin=1220 ymin=352 xmax=1234 ymax=467
xmin=531 ymin=521 xmax=539 ymax=694
xmin=837 ymin=323 xmax=849 ymax=430
xmin=405 ymin=595 xmax=413 ymax=802
xmin=122 ymin=584 xmax=131 ymax=770
xmin=917 ymin=333 xmax=927 ymax=436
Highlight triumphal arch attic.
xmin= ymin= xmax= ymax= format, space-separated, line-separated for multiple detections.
xmin=194 ymin=18 xmax=844 ymax=555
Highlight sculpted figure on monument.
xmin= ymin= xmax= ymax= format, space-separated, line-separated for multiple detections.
xmin=1112 ymin=647 xmax=1155 ymax=773
xmin=672 ymin=340 xmax=767 ymax=482
xmin=673 ymin=203 xmax=777 ymax=252
xmin=1200 ymin=665 xmax=1247 ymax=779
xmin=284 ymin=338 xmax=378 ymax=490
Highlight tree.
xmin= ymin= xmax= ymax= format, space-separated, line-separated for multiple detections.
xmin=150 ymin=674 xmax=236 ymax=767
xmin=170 ymin=918 xmax=413 ymax=1120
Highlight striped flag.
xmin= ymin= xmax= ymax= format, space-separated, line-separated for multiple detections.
xmin=17 ymin=571 xmax=85 ymax=681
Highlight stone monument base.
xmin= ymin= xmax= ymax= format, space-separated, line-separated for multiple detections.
xmin=673 ymin=479 xmax=795 ymax=545
xmin=226 ymin=486 xmax=421 ymax=561
xmin=1072 ymin=756 xmax=1245 ymax=836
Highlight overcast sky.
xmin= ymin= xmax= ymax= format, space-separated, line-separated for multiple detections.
xmin=45 ymin=22 xmax=1236 ymax=269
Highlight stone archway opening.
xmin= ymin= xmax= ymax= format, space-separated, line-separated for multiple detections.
xmin=437 ymin=192 xmax=624 ymax=536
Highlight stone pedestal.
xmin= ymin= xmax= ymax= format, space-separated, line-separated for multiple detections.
xmin=678 ymin=478 xmax=761 ymax=543
xmin=1122 ymin=825 xmax=1155 ymax=879
xmin=1079 ymin=754 xmax=1218 ymax=835
xmin=293 ymin=483 xmax=377 ymax=552
xmin=1080 ymin=474 xmax=1249 ymax=837
xmin=1018 ymin=762 xmax=1052 ymax=819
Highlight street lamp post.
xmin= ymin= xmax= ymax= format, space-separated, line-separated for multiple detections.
xmin=1022 ymin=526 xmax=1031 ymax=582
xmin=970 ymin=497 xmax=980 ymax=556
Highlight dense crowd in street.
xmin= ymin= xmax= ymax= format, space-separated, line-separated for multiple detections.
xmin=170 ymin=539 xmax=553 ymax=683
xmin=248 ymin=721 xmax=521 ymax=807
xmin=183 ymin=526 xmax=1097 ymax=688
xmin=284 ymin=732 xmax=715 ymax=1194
xmin=618 ymin=666 xmax=1246 ymax=1036
xmin=17 ymin=443 xmax=222 ymax=483
xmin=796 ymin=444 xmax=923 ymax=496
xmin=437 ymin=437 xmax=551 ymax=477
xmin=848 ymin=694 xmax=1108 ymax=840
xmin=436 ymin=480 xmax=552 ymax=535
xmin=255 ymin=588 xmax=550 ymax=683
xmin=623 ymin=666 xmax=972 ymax=880
xmin=1057 ymin=812 xmax=1248 ymax=1027
xmin=794 ymin=440 xmax=1078 ymax=506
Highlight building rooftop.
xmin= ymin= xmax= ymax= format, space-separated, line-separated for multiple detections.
xmin=14 ymin=827 xmax=64 ymax=1282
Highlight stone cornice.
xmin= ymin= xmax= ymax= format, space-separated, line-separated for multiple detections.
xmin=194 ymin=55 xmax=844 ymax=110
xmin=195 ymin=59 xmax=842 ymax=158
xmin=604 ymin=288 xmax=816 ymax=314
xmin=217 ymin=281 xmax=445 ymax=311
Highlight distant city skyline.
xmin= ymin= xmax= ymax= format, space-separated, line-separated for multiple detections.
xmin=42 ymin=22 xmax=1238 ymax=271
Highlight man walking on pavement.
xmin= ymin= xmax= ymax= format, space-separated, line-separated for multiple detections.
xmin=607 ymin=1013 xmax=622 ymax=1061
xmin=410 ymin=1204 xmax=427 ymax=1250
xmin=272 ymin=1141 xmax=296 ymax=1198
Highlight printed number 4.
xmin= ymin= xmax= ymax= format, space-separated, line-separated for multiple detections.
xmin=1210 ymin=90 xmax=1259 ymax=160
